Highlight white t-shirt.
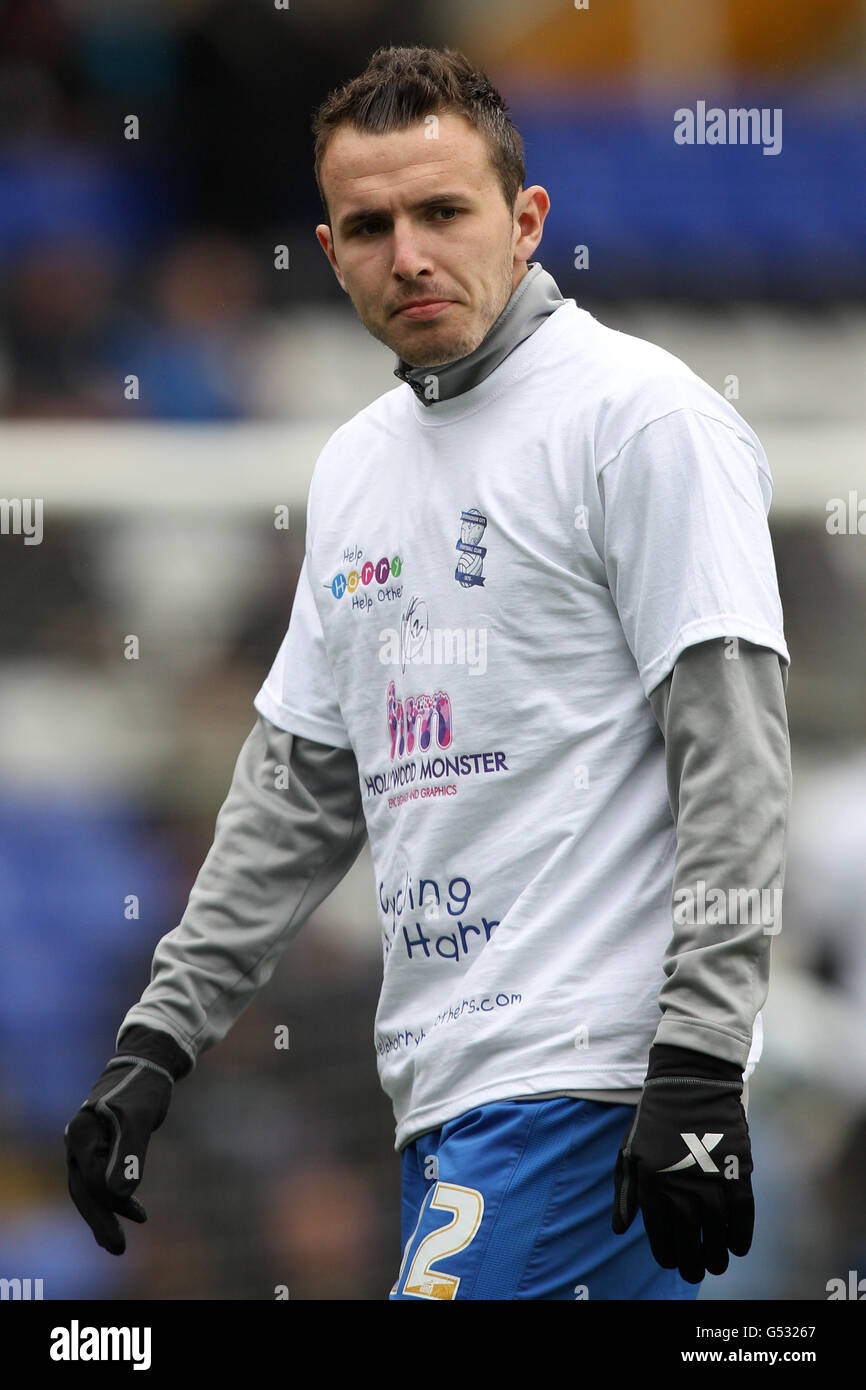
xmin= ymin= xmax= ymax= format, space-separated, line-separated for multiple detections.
xmin=254 ymin=299 xmax=790 ymax=1150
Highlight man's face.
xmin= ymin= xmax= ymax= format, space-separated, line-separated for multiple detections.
xmin=316 ymin=112 xmax=548 ymax=368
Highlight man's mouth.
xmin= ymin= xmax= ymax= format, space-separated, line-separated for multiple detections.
xmin=394 ymin=299 xmax=454 ymax=321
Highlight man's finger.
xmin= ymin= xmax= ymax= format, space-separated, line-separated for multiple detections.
xmin=640 ymin=1184 xmax=678 ymax=1270
xmin=114 ymin=1195 xmax=148 ymax=1224
xmin=671 ymin=1193 xmax=706 ymax=1284
xmin=700 ymin=1184 xmax=730 ymax=1277
xmin=726 ymin=1176 xmax=755 ymax=1257
xmin=611 ymin=1149 xmax=640 ymax=1234
xmin=68 ymin=1166 xmax=127 ymax=1255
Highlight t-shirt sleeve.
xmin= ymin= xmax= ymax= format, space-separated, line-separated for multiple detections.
xmin=598 ymin=406 xmax=791 ymax=697
xmin=254 ymin=551 xmax=353 ymax=750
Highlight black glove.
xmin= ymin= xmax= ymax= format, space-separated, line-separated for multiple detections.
xmin=611 ymin=1042 xmax=754 ymax=1283
xmin=64 ymin=1024 xmax=192 ymax=1255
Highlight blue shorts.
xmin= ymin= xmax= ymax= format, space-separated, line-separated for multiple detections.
xmin=389 ymin=1096 xmax=702 ymax=1300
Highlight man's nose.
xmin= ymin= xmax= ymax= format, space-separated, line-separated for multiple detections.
xmin=391 ymin=220 xmax=433 ymax=280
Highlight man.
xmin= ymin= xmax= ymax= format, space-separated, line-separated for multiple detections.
xmin=66 ymin=44 xmax=792 ymax=1301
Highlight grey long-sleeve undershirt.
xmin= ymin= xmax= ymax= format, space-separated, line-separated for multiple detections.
xmin=647 ymin=636 xmax=791 ymax=1064
xmin=118 ymin=637 xmax=792 ymax=1098
xmin=119 ymin=720 xmax=369 ymax=1073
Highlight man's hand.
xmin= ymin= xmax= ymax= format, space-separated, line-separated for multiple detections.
xmin=611 ymin=1042 xmax=754 ymax=1283
xmin=64 ymin=1025 xmax=190 ymax=1255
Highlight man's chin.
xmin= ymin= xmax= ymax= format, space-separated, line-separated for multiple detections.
xmin=358 ymin=306 xmax=483 ymax=367
xmin=397 ymin=345 xmax=462 ymax=369
xmin=389 ymin=326 xmax=483 ymax=370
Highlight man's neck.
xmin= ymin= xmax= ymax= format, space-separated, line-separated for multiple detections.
xmin=392 ymin=260 xmax=566 ymax=407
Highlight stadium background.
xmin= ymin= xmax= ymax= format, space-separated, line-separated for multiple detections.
xmin=1 ymin=0 xmax=864 ymax=1301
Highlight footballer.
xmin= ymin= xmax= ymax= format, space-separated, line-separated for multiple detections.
xmin=66 ymin=44 xmax=792 ymax=1301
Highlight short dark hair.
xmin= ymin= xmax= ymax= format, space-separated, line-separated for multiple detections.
xmin=312 ymin=44 xmax=526 ymax=227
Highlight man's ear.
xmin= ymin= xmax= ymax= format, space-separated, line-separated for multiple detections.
xmin=316 ymin=225 xmax=347 ymax=292
xmin=512 ymin=185 xmax=550 ymax=266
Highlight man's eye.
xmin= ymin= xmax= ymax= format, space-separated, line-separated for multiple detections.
xmin=355 ymin=208 xmax=460 ymax=235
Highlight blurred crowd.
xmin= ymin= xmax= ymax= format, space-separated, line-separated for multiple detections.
xmin=0 ymin=0 xmax=446 ymax=420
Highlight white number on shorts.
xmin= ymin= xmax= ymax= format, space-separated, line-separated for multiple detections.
xmin=399 ymin=1181 xmax=484 ymax=1300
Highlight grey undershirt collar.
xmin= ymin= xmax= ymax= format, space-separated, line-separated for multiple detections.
xmin=392 ymin=260 xmax=566 ymax=406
